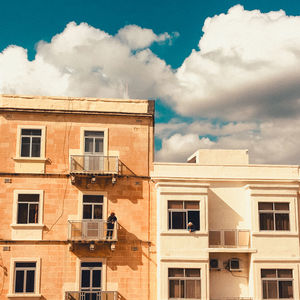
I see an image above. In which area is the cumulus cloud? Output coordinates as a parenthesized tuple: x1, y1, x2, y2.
(156, 118, 300, 164)
(0, 22, 176, 99)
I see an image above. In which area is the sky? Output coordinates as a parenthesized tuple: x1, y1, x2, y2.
(1, 0, 300, 164)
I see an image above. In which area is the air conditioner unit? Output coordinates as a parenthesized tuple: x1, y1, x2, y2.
(229, 258, 241, 271)
(210, 259, 220, 270)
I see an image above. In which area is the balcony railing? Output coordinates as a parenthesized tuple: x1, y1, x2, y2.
(68, 220, 118, 242)
(65, 291, 117, 300)
(70, 155, 119, 175)
(209, 230, 250, 248)
(211, 298, 253, 300)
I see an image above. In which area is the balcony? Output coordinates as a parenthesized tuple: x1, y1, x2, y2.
(65, 291, 117, 300)
(209, 230, 250, 248)
(70, 155, 119, 175)
(211, 298, 253, 300)
(68, 220, 118, 242)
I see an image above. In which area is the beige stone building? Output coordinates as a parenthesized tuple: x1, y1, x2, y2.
(152, 149, 300, 300)
(0, 94, 156, 300)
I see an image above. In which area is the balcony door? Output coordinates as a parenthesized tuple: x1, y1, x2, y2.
(84, 131, 104, 171)
(82, 195, 104, 239)
(80, 262, 102, 300)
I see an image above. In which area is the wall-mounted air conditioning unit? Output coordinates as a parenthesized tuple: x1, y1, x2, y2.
(210, 259, 220, 270)
(228, 258, 241, 272)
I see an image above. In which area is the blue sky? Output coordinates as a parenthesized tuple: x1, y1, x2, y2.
(1, 0, 300, 164)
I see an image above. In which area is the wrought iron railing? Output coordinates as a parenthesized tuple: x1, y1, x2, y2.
(209, 229, 250, 248)
(70, 155, 119, 174)
(68, 220, 118, 242)
(210, 298, 253, 300)
(65, 291, 117, 300)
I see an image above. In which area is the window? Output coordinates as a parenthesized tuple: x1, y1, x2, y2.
(83, 195, 103, 220)
(84, 131, 104, 155)
(168, 201, 200, 230)
(261, 269, 293, 299)
(14, 262, 36, 293)
(17, 194, 39, 224)
(20, 129, 42, 158)
(169, 268, 201, 299)
(259, 202, 290, 231)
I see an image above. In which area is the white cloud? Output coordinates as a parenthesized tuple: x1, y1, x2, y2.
(156, 118, 300, 164)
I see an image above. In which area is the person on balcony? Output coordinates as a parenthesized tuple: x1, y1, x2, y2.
(187, 222, 196, 233)
(106, 212, 117, 239)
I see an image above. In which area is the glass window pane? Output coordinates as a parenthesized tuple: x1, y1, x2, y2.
(93, 205, 103, 219)
(275, 214, 290, 230)
(18, 194, 39, 202)
(92, 270, 101, 288)
(261, 269, 276, 278)
(95, 138, 103, 153)
(259, 202, 273, 210)
(31, 137, 41, 157)
(266, 280, 278, 298)
(275, 203, 289, 211)
(279, 281, 293, 298)
(168, 201, 183, 209)
(81, 270, 90, 288)
(83, 195, 103, 203)
(84, 131, 104, 137)
(21, 137, 30, 157)
(278, 269, 293, 278)
(259, 213, 274, 230)
(188, 211, 200, 230)
(185, 201, 199, 209)
(83, 205, 92, 219)
(17, 203, 28, 224)
(15, 270, 24, 292)
(186, 280, 201, 298)
(21, 129, 41, 136)
(16, 262, 36, 268)
(29, 203, 39, 223)
(171, 212, 186, 229)
(84, 138, 93, 153)
(185, 269, 200, 277)
(26, 270, 35, 292)
(81, 262, 102, 268)
(169, 280, 180, 298)
(168, 268, 184, 277)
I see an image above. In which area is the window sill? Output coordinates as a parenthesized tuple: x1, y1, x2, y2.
(252, 231, 298, 237)
(7, 294, 42, 298)
(13, 157, 47, 162)
(11, 224, 44, 230)
(161, 231, 208, 236)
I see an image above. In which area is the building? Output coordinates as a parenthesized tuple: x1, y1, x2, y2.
(152, 149, 300, 300)
(0, 94, 156, 300)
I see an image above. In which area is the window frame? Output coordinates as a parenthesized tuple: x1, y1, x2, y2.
(80, 127, 108, 156)
(168, 200, 200, 231)
(261, 268, 294, 299)
(8, 258, 41, 297)
(82, 195, 104, 220)
(12, 190, 44, 228)
(258, 202, 290, 232)
(168, 268, 201, 299)
(16, 125, 46, 160)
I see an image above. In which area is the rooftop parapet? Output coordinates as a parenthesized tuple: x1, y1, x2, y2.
(0, 94, 154, 116)
(187, 149, 249, 165)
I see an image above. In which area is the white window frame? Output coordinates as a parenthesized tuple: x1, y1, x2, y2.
(168, 200, 200, 231)
(15, 125, 46, 160)
(82, 194, 104, 220)
(8, 257, 41, 297)
(11, 190, 44, 229)
(80, 127, 108, 156)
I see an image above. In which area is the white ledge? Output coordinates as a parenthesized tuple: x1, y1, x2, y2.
(208, 248, 257, 253)
(252, 231, 298, 237)
(11, 224, 44, 230)
(160, 231, 208, 236)
(13, 157, 47, 162)
(7, 294, 42, 298)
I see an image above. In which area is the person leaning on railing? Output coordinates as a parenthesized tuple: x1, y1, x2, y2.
(106, 212, 117, 239)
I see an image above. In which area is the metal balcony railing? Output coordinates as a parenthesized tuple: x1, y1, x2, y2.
(68, 220, 118, 242)
(70, 155, 119, 175)
(209, 229, 250, 248)
(65, 291, 117, 300)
